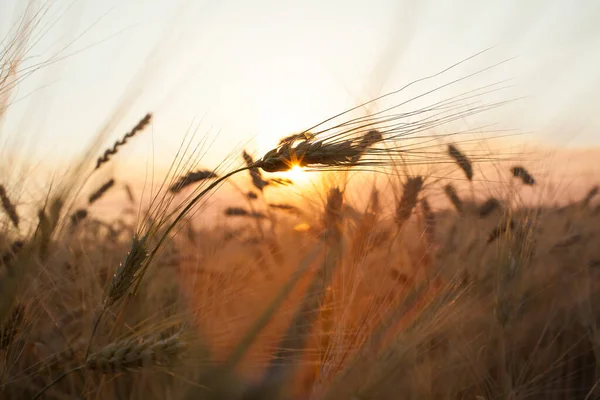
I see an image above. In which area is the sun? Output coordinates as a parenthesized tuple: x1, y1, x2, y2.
(277, 163, 310, 184)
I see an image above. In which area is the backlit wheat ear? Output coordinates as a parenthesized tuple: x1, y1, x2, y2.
(323, 187, 344, 236)
(0, 303, 24, 349)
(511, 165, 535, 185)
(268, 203, 298, 213)
(169, 170, 218, 193)
(267, 177, 294, 186)
(447, 144, 473, 181)
(86, 332, 185, 373)
(443, 184, 463, 213)
(0, 185, 19, 228)
(1, 240, 23, 267)
(487, 218, 515, 244)
(420, 198, 436, 244)
(106, 234, 148, 306)
(479, 197, 501, 218)
(243, 150, 269, 191)
(256, 139, 365, 172)
(395, 176, 423, 229)
(351, 129, 383, 163)
(225, 207, 266, 219)
(247, 191, 258, 200)
(70, 209, 88, 227)
(95, 113, 152, 170)
(89, 179, 115, 204)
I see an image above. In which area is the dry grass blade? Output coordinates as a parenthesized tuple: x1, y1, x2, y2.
(0, 185, 19, 228)
(86, 331, 186, 373)
(511, 165, 535, 185)
(395, 176, 423, 229)
(95, 113, 152, 169)
(169, 170, 218, 193)
(447, 143, 473, 181)
(106, 234, 149, 306)
(443, 183, 463, 212)
(89, 179, 116, 204)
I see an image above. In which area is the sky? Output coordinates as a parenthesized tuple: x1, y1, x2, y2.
(1, 0, 600, 179)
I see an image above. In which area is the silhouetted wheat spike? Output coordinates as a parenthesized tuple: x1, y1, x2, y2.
(1, 241, 23, 267)
(70, 209, 88, 227)
(421, 198, 436, 244)
(247, 191, 258, 200)
(0, 303, 24, 349)
(511, 166, 535, 185)
(487, 219, 515, 244)
(444, 184, 463, 212)
(267, 177, 293, 186)
(582, 185, 599, 206)
(351, 129, 383, 163)
(0, 185, 19, 228)
(243, 150, 269, 191)
(395, 176, 423, 229)
(225, 207, 266, 219)
(89, 179, 115, 204)
(169, 170, 218, 193)
(257, 139, 366, 172)
(123, 184, 135, 204)
(447, 144, 473, 181)
(269, 203, 298, 212)
(479, 197, 500, 218)
(95, 113, 152, 169)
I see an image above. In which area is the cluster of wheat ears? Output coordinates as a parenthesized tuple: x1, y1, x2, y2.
(2, 11, 600, 400)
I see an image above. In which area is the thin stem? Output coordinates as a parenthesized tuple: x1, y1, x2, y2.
(111, 167, 250, 336)
(84, 306, 106, 360)
(32, 366, 84, 400)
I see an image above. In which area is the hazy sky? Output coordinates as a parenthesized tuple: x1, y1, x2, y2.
(2, 0, 600, 174)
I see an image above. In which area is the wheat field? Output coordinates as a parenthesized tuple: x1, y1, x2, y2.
(2, 4, 600, 400)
